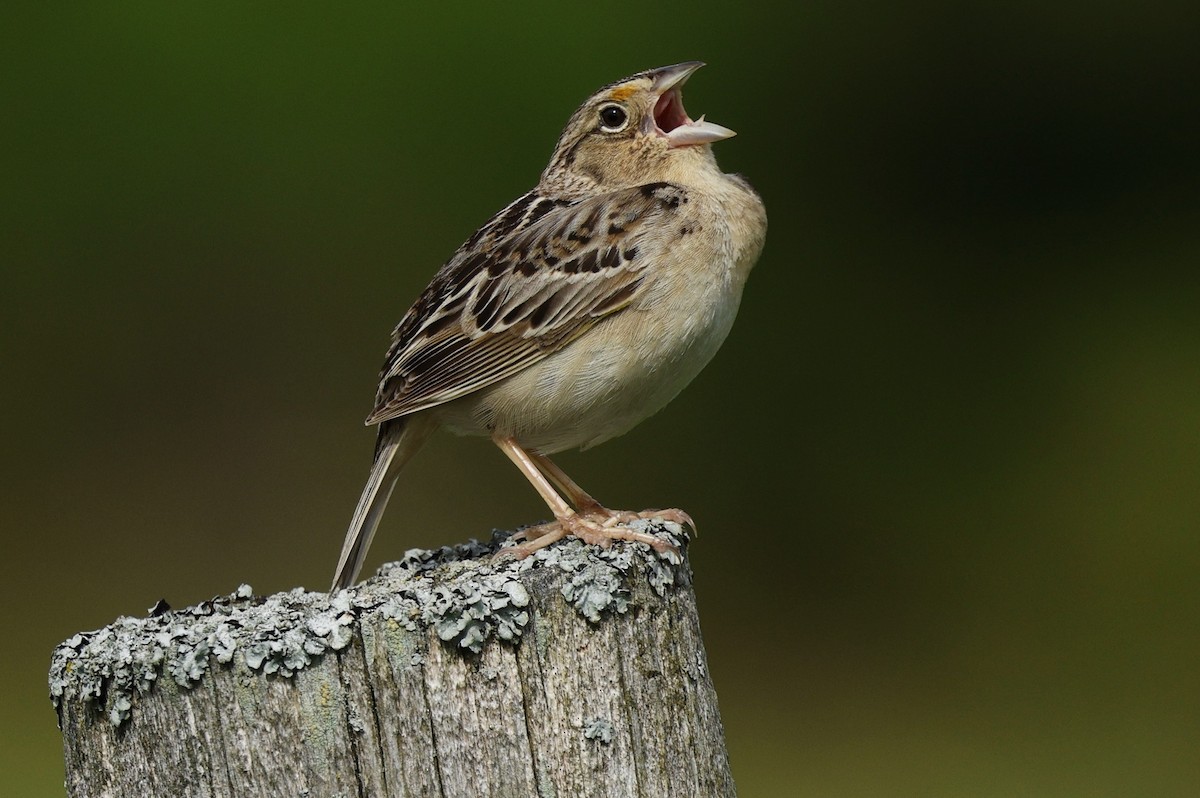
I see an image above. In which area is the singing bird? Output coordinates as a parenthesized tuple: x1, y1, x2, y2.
(332, 62, 766, 590)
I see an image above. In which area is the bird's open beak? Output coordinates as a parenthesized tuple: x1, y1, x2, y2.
(648, 62, 736, 148)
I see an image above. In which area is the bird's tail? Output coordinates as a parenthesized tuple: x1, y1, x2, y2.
(330, 416, 434, 591)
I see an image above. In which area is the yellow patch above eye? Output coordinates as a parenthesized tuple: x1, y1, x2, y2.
(608, 86, 636, 101)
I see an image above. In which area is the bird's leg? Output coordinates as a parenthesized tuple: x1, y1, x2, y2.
(492, 435, 679, 557)
(525, 450, 606, 516)
(492, 437, 575, 550)
(528, 449, 697, 534)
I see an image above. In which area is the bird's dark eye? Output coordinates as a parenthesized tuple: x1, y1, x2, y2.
(598, 104, 628, 132)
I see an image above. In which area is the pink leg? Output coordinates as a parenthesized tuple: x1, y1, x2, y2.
(492, 435, 680, 557)
(527, 450, 696, 533)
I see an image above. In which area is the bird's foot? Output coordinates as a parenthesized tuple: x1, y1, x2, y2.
(498, 509, 687, 560)
(586, 507, 696, 536)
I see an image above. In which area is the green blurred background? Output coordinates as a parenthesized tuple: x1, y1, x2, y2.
(4, 3, 1198, 795)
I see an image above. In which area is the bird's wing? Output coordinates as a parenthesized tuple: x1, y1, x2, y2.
(366, 182, 690, 424)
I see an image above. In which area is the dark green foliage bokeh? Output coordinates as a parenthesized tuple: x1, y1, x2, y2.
(4, 3, 1198, 795)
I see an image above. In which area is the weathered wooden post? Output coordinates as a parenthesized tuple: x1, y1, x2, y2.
(50, 522, 736, 797)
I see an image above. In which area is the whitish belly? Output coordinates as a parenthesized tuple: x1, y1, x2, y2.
(434, 283, 742, 453)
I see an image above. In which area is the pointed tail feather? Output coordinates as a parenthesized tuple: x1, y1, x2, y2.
(331, 417, 433, 591)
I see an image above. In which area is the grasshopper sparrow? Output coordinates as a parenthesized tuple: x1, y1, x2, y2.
(332, 62, 766, 590)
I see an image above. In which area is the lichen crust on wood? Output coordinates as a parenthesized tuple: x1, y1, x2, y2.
(49, 521, 687, 728)
(52, 519, 737, 798)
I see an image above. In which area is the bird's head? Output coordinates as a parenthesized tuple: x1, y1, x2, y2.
(541, 62, 735, 195)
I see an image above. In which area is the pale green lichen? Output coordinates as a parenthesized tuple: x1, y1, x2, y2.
(49, 583, 358, 725)
(583, 717, 615, 744)
(50, 522, 689, 727)
(422, 574, 531, 654)
(551, 520, 687, 623)
(561, 562, 631, 623)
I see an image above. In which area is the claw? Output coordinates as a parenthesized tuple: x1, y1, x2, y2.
(645, 508, 696, 535)
(594, 508, 696, 537)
